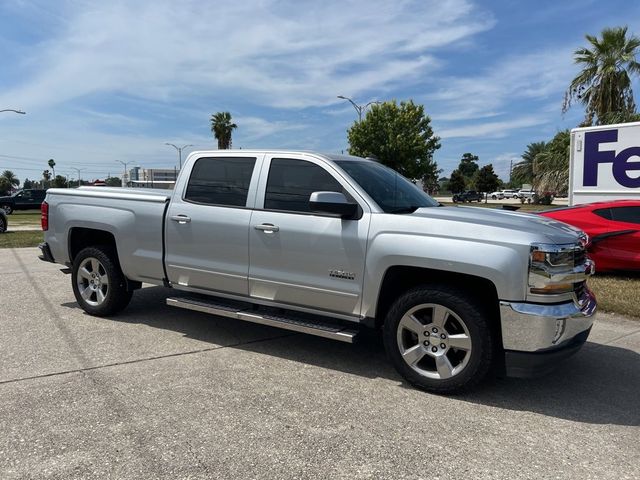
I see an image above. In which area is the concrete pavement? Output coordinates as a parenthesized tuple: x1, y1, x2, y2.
(0, 248, 638, 479)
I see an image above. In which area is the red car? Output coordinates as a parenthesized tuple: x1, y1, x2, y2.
(539, 200, 640, 272)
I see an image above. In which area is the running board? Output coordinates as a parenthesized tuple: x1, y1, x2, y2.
(166, 296, 359, 343)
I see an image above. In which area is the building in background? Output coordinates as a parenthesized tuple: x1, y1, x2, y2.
(128, 167, 178, 189)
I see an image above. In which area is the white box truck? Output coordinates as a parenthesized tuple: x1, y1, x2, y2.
(569, 121, 640, 205)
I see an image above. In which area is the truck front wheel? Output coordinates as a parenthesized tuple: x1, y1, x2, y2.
(72, 246, 132, 316)
(383, 286, 493, 394)
(1, 204, 12, 215)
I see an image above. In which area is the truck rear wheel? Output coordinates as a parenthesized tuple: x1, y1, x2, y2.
(72, 246, 132, 316)
(383, 286, 493, 394)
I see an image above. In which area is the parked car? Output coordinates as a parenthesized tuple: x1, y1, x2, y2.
(501, 189, 519, 199)
(540, 200, 640, 272)
(518, 189, 537, 204)
(452, 190, 483, 202)
(488, 191, 504, 200)
(0, 208, 6, 233)
(39, 150, 596, 393)
(0, 189, 47, 214)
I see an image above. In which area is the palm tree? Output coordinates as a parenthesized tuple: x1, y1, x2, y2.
(0, 170, 20, 195)
(533, 131, 571, 194)
(48, 159, 56, 178)
(1, 170, 20, 189)
(210, 111, 237, 149)
(511, 141, 546, 187)
(563, 26, 640, 126)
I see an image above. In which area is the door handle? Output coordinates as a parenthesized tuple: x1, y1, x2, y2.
(254, 223, 279, 233)
(170, 214, 191, 224)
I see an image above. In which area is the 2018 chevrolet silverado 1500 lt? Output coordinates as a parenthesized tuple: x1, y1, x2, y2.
(39, 151, 597, 393)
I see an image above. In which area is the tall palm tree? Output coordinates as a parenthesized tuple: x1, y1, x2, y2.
(210, 111, 237, 149)
(563, 26, 640, 126)
(511, 141, 546, 187)
(48, 159, 56, 178)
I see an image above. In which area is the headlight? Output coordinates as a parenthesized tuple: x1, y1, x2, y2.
(528, 243, 591, 296)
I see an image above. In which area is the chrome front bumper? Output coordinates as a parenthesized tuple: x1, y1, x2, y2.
(500, 287, 597, 352)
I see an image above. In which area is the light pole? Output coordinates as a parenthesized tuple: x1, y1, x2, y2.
(0, 109, 26, 114)
(165, 143, 193, 170)
(116, 160, 133, 187)
(337, 96, 380, 122)
(71, 168, 85, 187)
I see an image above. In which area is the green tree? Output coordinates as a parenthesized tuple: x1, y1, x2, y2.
(347, 100, 441, 179)
(210, 111, 237, 149)
(51, 175, 68, 188)
(448, 169, 466, 193)
(474, 164, 500, 203)
(512, 141, 547, 187)
(457, 153, 479, 178)
(23, 178, 34, 189)
(105, 176, 122, 187)
(1, 171, 20, 194)
(563, 26, 640, 125)
(48, 159, 56, 178)
(533, 130, 571, 194)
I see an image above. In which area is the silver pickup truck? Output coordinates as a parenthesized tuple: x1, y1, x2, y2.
(39, 150, 596, 393)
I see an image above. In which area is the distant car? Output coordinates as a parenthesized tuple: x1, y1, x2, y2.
(539, 200, 640, 272)
(489, 191, 504, 200)
(452, 190, 483, 202)
(501, 189, 519, 199)
(518, 189, 537, 203)
(0, 189, 47, 214)
(0, 208, 6, 233)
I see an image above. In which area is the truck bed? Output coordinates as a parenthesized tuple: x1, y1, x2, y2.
(44, 187, 171, 285)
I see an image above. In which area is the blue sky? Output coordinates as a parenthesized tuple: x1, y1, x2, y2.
(1, 0, 640, 185)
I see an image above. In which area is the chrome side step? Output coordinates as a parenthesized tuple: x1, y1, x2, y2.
(166, 296, 359, 343)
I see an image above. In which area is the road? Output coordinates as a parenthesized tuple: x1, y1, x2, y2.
(0, 248, 638, 479)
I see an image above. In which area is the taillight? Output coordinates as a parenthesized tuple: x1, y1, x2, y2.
(41, 201, 49, 231)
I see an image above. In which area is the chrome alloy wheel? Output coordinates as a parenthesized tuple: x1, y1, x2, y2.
(396, 303, 472, 380)
(76, 257, 110, 307)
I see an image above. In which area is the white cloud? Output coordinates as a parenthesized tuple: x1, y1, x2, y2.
(0, 0, 494, 110)
(427, 49, 575, 122)
(438, 115, 547, 139)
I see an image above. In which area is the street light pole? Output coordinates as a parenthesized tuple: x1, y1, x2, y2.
(0, 109, 26, 115)
(337, 95, 380, 122)
(165, 143, 193, 170)
(116, 160, 132, 188)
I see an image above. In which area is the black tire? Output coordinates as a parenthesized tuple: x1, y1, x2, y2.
(71, 245, 132, 316)
(1, 204, 13, 215)
(383, 285, 493, 394)
(0, 215, 6, 233)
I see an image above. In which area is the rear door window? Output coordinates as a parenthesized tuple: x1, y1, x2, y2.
(185, 157, 256, 207)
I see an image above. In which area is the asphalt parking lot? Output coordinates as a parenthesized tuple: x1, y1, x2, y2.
(1, 248, 639, 479)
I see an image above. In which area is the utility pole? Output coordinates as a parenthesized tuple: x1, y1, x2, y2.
(165, 143, 193, 170)
(116, 160, 132, 187)
(71, 168, 85, 187)
(337, 95, 380, 122)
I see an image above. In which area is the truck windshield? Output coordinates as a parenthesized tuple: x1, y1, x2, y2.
(336, 160, 439, 213)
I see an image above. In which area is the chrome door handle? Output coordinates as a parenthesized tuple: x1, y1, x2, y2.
(170, 215, 191, 224)
(254, 223, 279, 233)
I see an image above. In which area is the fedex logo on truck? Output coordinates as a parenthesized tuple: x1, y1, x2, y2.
(584, 129, 640, 188)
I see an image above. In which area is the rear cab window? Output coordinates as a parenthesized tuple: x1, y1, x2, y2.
(184, 157, 256, 207)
